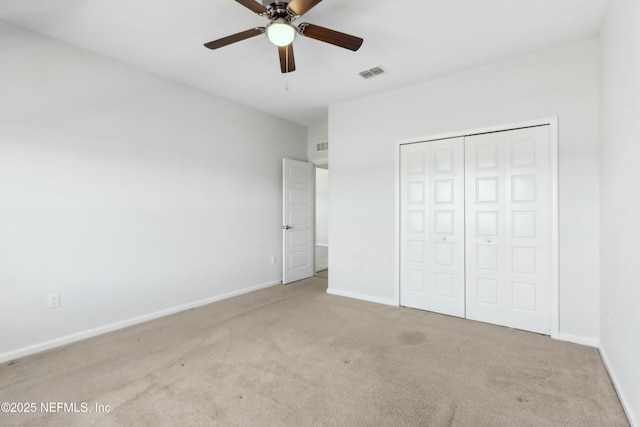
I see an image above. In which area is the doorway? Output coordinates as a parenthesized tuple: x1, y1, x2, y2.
(315, 165, 329, 277)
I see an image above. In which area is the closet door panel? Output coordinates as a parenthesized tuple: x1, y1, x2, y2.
(465, 126, 551, 334)
(400, 138, 465, 317)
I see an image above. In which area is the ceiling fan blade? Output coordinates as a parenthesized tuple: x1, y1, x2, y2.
(235, 0, 269, 15)
(287, 0, 323, 16)
(278, 44, 296, 73)
(204, 27, 264, 50)
(298, 23, 363, 51)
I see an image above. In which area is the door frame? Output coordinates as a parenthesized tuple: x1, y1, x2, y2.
(394, 117, 559, 338)
(314, 164, 329, 273)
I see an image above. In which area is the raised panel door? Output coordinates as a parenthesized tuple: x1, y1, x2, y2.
(464, 126, 551, 334)
(400, 138, 465, 317)
(283, 158, 314, 284)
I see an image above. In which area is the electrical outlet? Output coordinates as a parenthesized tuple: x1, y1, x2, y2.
(48, 293, 60, 309)
(271, 255, 277, 264)
(355, 263, 361, 273)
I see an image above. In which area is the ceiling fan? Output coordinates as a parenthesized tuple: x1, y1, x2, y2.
(204, 0, 364, 73)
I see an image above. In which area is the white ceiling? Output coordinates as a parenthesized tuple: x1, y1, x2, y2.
(0, 0, 610, 126)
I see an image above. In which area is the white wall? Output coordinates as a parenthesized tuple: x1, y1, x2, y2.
(307, 122, 329, 165)
(600, 0, 640, 424)
(329, 39, 601, 342)
(0, 23, 306, 361)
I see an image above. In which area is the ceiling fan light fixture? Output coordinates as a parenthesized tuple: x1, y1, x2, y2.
(266, 21, 296, 46)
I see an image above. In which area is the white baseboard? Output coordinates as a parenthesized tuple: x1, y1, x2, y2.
(0, 280, 281, 363)
(600, 347, 637, 427)
(326, 288, 397, 307)
(553, 332, 600, 347)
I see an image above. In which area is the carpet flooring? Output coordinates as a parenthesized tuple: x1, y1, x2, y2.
(0, 276, 628, 426)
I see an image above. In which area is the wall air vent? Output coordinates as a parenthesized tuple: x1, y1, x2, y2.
(359, 66, 385, 79)
(316, 142, 328, 152)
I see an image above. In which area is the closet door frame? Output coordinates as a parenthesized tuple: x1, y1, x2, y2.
(394, 117, 559, 338)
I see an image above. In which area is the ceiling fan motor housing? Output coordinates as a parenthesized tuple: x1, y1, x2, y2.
(262, 0, 291, 6)
(263, 1, 294, 19)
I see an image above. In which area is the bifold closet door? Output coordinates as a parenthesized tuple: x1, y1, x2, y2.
(400, 138, 465, 317)
(464, 126, 551, 334)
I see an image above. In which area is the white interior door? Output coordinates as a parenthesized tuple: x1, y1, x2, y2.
(464, 126, 551, 334)
(400, 138, 466, 317)
(282, 158, 314, 284)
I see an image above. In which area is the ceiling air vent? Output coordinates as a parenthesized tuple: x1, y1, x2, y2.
(316, 142, 328, 152)
(359, 66, 385, 79)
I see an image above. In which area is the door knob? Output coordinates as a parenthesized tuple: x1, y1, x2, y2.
(283, 225, 294, 230)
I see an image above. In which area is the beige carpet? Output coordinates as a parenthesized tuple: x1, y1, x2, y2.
(0, 277, 628, 426)
(314, 269, 328, 279)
